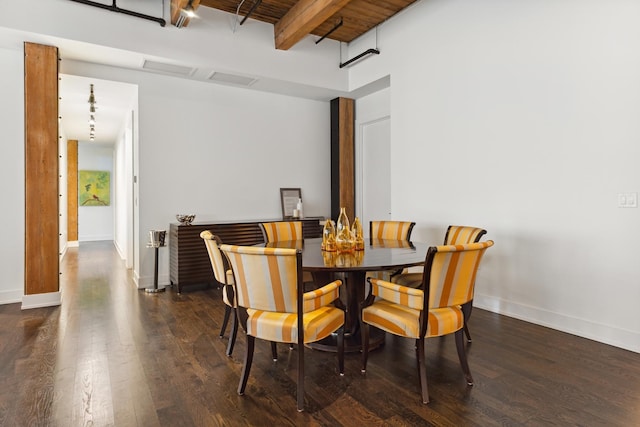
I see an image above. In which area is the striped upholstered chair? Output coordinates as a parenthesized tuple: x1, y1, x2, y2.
(219, 244, 345, 412)
(259, 221, 303, 242)
(361, 240, 494, 404)
(369, 220, 415, 241)
(260, 221, 314, 285)
(367, 220, 415, 281)
(200, 231, 238, 356)
(392, 225, 487, 342)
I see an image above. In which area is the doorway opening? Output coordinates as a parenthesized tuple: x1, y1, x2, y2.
(58, 74, 139, 276)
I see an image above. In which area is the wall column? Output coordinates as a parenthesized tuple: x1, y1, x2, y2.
(23, 42, 60, 308)
(330, 97, 355, 220)
(67, 140, 78, 243)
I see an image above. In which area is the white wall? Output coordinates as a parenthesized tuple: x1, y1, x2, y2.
(113, 111, 134, 266)
(78, 143, 115, 241)
(349, 0, 640, 352)
(62, 60, 332, 289)
(0, 47, 24, 304)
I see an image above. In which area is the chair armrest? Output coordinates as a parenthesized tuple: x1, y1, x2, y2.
(303, 280, 342, 312)
(369, 278, 423, 310)
(225, 269, 234, 285)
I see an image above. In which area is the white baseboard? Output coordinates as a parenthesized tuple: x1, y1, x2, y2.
(79, 235, 114, 242)
(22, 291, 62, 309)
(67, 241, 79, 247)
(114, 240, 126, 260)
(137, 273, 170, 290)
(474, 293, 639, 354)
(0, 289, 23, 305)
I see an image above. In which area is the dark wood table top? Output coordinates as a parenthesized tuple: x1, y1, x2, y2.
(262, 237, 430, 273)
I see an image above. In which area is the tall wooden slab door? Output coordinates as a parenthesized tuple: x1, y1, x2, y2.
(24, 42, 60, 296)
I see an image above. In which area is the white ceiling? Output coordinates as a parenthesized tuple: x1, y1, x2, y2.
(0, 2, 384, 147)
(59, 74, 137, 145)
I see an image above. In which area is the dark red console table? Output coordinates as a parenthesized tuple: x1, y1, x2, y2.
(169, 218, 324, 293)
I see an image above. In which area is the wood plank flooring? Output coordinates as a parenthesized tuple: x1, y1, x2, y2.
(1, 241, 639, 426)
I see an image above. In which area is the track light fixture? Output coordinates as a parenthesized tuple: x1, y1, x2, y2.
(183, 3, 196, 18)
(88, 84, 97, 141)
(176, 0, 197, 28)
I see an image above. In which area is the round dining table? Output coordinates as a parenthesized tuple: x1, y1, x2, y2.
(261, 237, 431, 352)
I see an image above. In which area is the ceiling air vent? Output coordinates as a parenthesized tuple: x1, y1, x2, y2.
(142, 60, 195, 76)
(208, 72, 257, 87)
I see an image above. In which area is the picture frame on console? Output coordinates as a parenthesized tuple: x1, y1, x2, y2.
(280, 187, 301, 219)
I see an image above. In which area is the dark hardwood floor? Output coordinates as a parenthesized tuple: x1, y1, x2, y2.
(1, 241, 639, 426)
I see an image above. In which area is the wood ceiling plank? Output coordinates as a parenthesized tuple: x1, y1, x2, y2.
(274, 0, 355, 50)
(198, 0, 417, 44)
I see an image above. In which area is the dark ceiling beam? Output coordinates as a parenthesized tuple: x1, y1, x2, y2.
(69, 0, 166, 26)
(274, 0, 354, 50)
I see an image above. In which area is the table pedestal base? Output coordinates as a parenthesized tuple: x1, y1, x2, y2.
(308, 327, 385, 353)
(308, 270, 387, 352)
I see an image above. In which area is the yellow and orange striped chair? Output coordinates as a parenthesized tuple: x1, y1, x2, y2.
(200, 231, 238, 356)
(361, 240, 494, 404)
(367, 220, 415, 281)
(259, 221, 302, 242)
(260, 221, 314, 286)
(219, 244, 345, 412)
(392, 225, 487, 342)
(369, 220, 415, 241)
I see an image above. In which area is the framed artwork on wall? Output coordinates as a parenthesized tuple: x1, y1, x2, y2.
(280, 188, 301, 219)
(79, 170, 111, 206)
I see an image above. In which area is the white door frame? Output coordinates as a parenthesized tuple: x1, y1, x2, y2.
(355, 115, 392, 233)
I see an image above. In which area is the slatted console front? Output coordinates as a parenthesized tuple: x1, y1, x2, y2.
(169, 218, 324, 293)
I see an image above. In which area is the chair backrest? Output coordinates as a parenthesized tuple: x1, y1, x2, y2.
(444, 225, 487, 245)
(259, 221, 303, 243)
(370, 221, 415, 241)
(200, 230, 227, 284)
(219, 244, 302, 314)
(422, 241, 494, 312)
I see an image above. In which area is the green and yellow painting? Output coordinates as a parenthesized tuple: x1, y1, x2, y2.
(79, 170, 110, 206)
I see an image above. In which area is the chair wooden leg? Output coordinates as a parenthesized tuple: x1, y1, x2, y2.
(337, 326, 345, 376)
(463, 324, 472, 343)
(462, 301, 473, 343)
(297, 337, 305, 412)
(417, 337, 429, 404)
(361, 323, 370, 373)
(220, 304, 231, 338)
(238, 335, 255, 395)
(271, 342, 278, 361)
(226, 308, 238, 357)
(455, 329, 474, 385)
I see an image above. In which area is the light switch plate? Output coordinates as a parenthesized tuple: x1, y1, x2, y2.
(618, 192, 638, 208)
